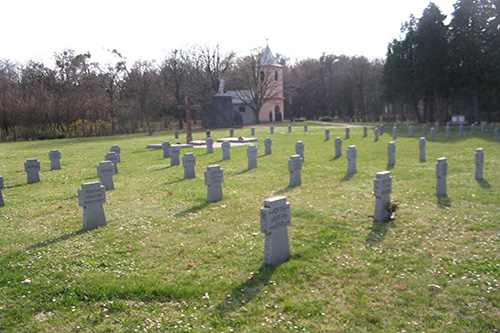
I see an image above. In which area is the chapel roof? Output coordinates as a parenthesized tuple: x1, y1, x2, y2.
(260, 45, 278, 66)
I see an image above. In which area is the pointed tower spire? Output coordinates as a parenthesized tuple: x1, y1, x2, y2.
(260, 44, 278, 66)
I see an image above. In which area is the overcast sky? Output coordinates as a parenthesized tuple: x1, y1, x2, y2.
(1, 0, 458, 66)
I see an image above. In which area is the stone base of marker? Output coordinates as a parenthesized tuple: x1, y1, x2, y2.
(0, 176, 4, 207)
(25, 159, 41, 184)
(288, 155, 302, 187)
(205, 165, 224, 203)
(78, 182, 107, 230)
(49, 149, 62, 170)
(183, 153, 196, 179)
(260, 196, 291, 266)
(436, 157, 448, 196)
(373, 171, 392, 222)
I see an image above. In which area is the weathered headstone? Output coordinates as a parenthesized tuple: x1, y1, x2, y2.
(388, 142, 396, 166)
(230, 128, 234, 137)
(435, 123, 440, 133)
(268, 126, 273, 134)
(392, 125, 397, 140)
(174, 130, 179, 139)
(363, 126, 367, 138)
(247, 145, 258, 170)
(162, 141, 171, 158)
(110, 145, 121, 163)
(304, 124, 308, 132)
(419, 137, 426, 161)
(170, 146, 180, 166)
(206, 129, 211, 138)
(494, 127, 499, 141)
(24, 159, 41, 184)
(475, 148, 484, 181)
(206, 137, 214, 154)
(251, 127, 255, 136)
(345, 128, 350, 139)
(78, 181, 107, 230)
(334, 137, 342, 158)
(0, 176, 4, 207)
(347, 145, 357, 175)
(204, 165, 224, 203)
(49, 149, 61, 170)
(222, 141, 231, 160)
(97, 161, 115, 190)
(481, 123, 486, 133)
(423, 124, 428, 135)
(295, 141, 305, 161)
(183, 153, 196, 179)
(105, 152, 119, 173)
(260, 196, 291, 266)
(380, 125, 384, 135)
(436, 157, 448, 196)
(325, 129, 330, 141)
(471, 123, 475, 135)
(431, 127, 436, 141)
(459, 124, 464, 137)
(409, 125, 414, 137)
(374, 127, 379, 142)
(446, 124, 450, 139)
(288, 125, 292, 133)
(264, 137, 272, 155)
(373, 171, 392, 222)
(288, 155, 302, 187)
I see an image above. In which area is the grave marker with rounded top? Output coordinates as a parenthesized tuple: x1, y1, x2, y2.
(347, 145, 358, 175)
(409, 125, 414, 137)
(105, 152, 119, 173)
(110, 145, 121, 162)
(388, 142, 396, 166)
(494, 127, 499, 141)
(374, 127, 379, 142)
(0, 176, 4, 207)
(325, 129, 330, 141)
(260, 196, 291, 266)
(204, 165, 224, 203)
(288, 125, 292, 132)
(247, 145, 258, 170)
(459, 124, 464, 137)
(288, 155, 302, 187)
(419, 137, 426, 161)
(363, 126, 367, 137)
(475, 148, 484, 180)
(295, 141, 305, 161)
(78, 181, 107, 230)
(222, 141, 231, 160)
(162, 141, 171, 158)
(431, 127, 436, 141)
(206, 137, 214, 154)
(446, 124, 450, 138)
(373, 171, 392, 222)
(251, 127, 255, 136)
(49, 149, 61, 170)
(230, 128, 234, 137)
(175, 130, 179, 139)
(264, 137, 272, 155)
(334, 137, 342, 158)
(345, 128, 350, 139)
(392, 125, 397, 140)
(270, 126, 274, 134)
(24, 159, 41, 184)
(97, 161, 115, 190)
(436, 157, 448, 196)
(471, 123, 475, 135)
(380, 124, 384, 135)
(170, 146, 180, 166)
(183, 153, 196, 179)
(304, 124, 308, 132)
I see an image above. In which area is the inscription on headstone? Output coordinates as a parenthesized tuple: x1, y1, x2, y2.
(78, 181, 107, 230)
(436, 157, 448, 196)
(295, 141, 305, 161)
(204, 165, 224, 203)
(419, 137, 426, 162)
(475, 148, 484, 181)
(264, 137, 272, 155)
(388, 142, 396, 166)
(97, 161, 115, 190)
(334, 137, 342, 158)
(247, 145, 258, 170)
(288, 155, 302, 187)
(222, 141, 231, 160)
(105, 152, 119, 173)
(170, 146, 180, 166)
(260, 196, 291, 266)
(347, 145, 358, 175)
(24, 159, 41, 184)
(373, 171, 392, 222)
(183, 153, 196, 179)
(49, 149, 61, 170)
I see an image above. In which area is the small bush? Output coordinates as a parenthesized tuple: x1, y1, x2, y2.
(293, 117, 305, 122)
(319, 116, 333, 122)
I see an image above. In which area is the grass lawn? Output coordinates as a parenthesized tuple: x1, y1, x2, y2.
(0, 123, 499, 332)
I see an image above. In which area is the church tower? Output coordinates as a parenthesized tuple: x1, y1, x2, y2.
(258, 45, 284, 122)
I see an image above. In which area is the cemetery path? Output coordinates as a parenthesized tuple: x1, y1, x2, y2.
(308, 121, 368, 127)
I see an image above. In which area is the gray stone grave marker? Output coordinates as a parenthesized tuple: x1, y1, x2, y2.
(251, 127, 255, 136)
(206, 137, 214, 154)
(230, 128, 234, 137)
(110, 145, 121, 162)
(288, 155, 302, 187)
(347, 145, 357, 175)
(423, 124, 428, 135)
(183, 153, 196, 179)
(222, 141, 231, 160)
(459, 124, 464, 137)
(162, 141, 171, 158)
(446, 124, 450, 138)
(380, 124, 384, 135)
(436, 157, 448, 196)
(264, 137, 272, 155)
(345, 128, 350, 139)
(260, 196, 291, 266)
(494, 127, 499, 141)
(270, 126, 274, 134)
(0, 176, 4, 207)
(431, 127, 436, 141)
(97, 161, 115, 190)
(409, 125, 414, 137)
(247, 145, 258, 170)
(325, 129, 330, 141)
(363, 126, 367, 137)
(24, 159, 41, 184)
(304, 124, 308, 132)
(49, 149, 61, 170)
(392, 125, 397, 140)
(373, 171, 392, 222)
(288, 125, 292, 132)
(481, 123, 485, 133)
(334, 137, 342, 158)
(175, 130, 179, 139)
(295, 141, 305, 161)
(374, 127, 379, 142)
(475, 148, 484, 181)
(388, 142, 396, 166)
(105, 152, 119, 173)
(471, 123, 475, 135)
(78, 181, 107, 230)
(204, 165, 224, 203)
(170, 146, 180, 166)
(206, 129, 211, 138)
(419, 137, 426, 161)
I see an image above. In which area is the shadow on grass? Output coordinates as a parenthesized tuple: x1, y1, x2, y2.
(275, 185, 298, 194)
(365, 221, 396, 246)
(24, 229, 90, 252)
(164, 178, 185, 185)
(386, 164, 395, 170)
(153, 165, 177, 171)
(329, 156, 341, 161)
(437, 195, 452, 208)
(215, 264, 278, 315)
(340, 173, 354, 182)
(231, 168, 253, 176)
(5, 183, 24, 189)
(476, 179, 491, 189)
(175, 202, 209, 218)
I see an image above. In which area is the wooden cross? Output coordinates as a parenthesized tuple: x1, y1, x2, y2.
(177, 96, 201, 144)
